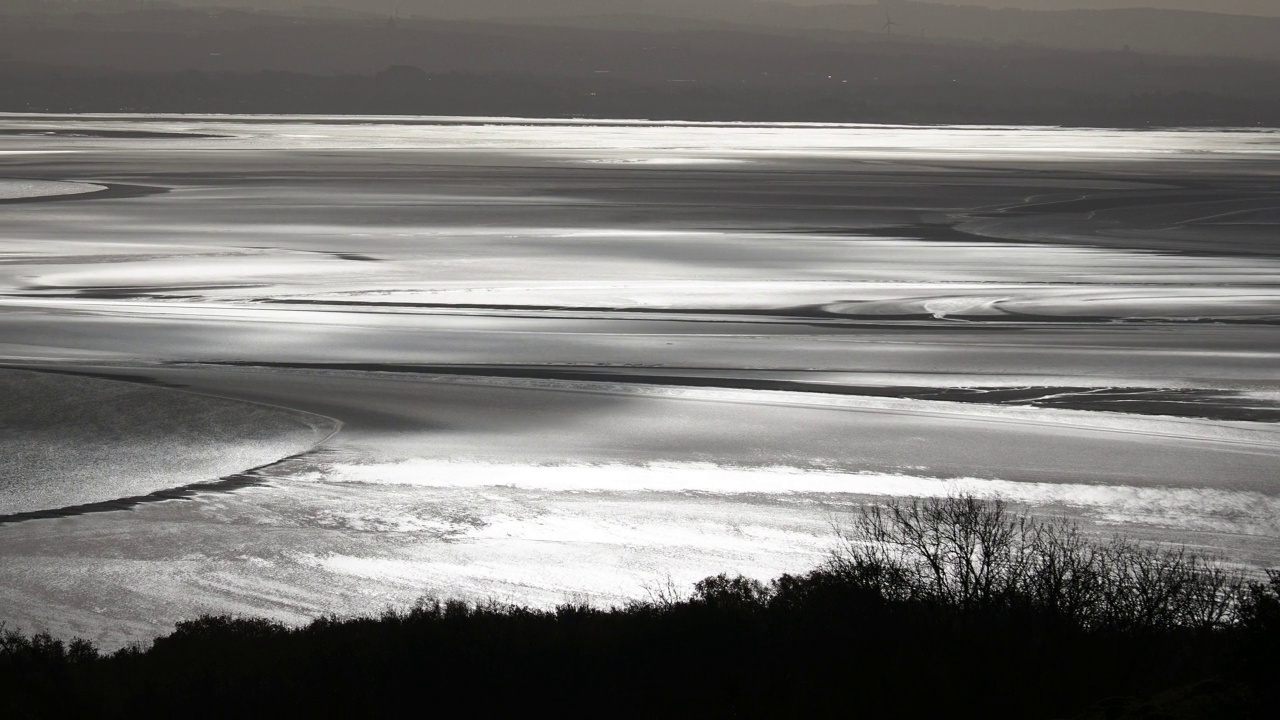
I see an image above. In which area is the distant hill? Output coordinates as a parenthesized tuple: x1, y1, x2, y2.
(470, 0, 1280, 61)
(3, 7, 1278, 126)
(8, 2, 1280, 61)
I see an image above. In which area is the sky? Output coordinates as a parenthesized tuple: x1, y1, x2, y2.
(377, 0, 1280, 19)
(432, 1, 1280, 17)
(150, 1, 1280, 19)
(924, 0, 1280, 14)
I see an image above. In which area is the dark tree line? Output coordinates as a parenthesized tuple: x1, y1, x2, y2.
(3, 495, 1278, 718)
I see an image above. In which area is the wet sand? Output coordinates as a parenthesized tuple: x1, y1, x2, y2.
(0, 178, 106, 201)
(0, 115, 1277, 646)
(0, 368, 339, 517)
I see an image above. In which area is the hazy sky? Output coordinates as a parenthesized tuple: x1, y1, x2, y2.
(776, 0, 1277, 15)
(919, 0, 1280, 14)
(386, 0, 1280, 18)
(173, 1, 1280, 19)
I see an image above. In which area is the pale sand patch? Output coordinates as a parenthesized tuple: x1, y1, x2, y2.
(0, 178, 103, 200)
(0, 369, 339, 516)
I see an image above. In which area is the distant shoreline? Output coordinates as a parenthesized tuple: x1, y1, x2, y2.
(3, 111, 1278, 132)
(5, 51, 1280, 128)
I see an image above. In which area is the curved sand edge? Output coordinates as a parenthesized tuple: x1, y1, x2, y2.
(0, 178, 106, 201)
(0, 368, 341, 517)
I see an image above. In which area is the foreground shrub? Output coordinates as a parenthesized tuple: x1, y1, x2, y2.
(829, 495, 1250, 631)
(1, 495, 1275, 719)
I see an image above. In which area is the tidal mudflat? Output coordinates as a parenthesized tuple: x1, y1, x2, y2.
(1, 115, 1277, 646)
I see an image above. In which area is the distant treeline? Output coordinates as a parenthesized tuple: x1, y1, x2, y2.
(4, 64, 1280, 127)
(3, 496, 1278, 718)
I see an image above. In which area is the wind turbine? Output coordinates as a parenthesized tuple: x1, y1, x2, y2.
(882, 11, 901, 36)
